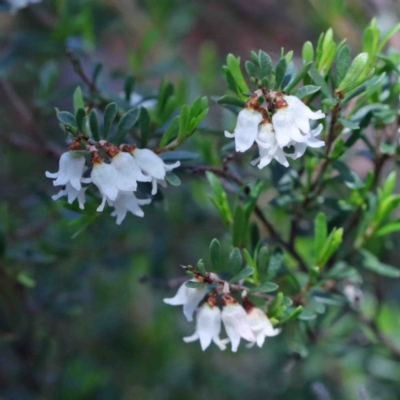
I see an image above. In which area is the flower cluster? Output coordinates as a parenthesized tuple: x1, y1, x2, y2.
(225, 91, 325, 168)
(163, 277, 279, 352)
(46, 140, 180, 224)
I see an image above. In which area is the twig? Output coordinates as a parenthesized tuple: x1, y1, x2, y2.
(65, 50, 98, 94)
(180, 265, 274, 300)
(184, 165, 308, 272)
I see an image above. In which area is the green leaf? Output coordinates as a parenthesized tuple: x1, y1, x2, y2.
(374, 221, 400, 237)
(298, 308, 317, 321)
(16, 272, 36, 288)
(285, 62, 312, 92)
(206, 172, 232, 226)
(314, 212, 327, 261)
(75, 107, 87, 133)
(338, 118, 359, 130)
(230, 266, 254, 283)
(338, 53, 369, 93)
(360, 249, 400, 278)
(308, 66, 331, 98)
(243, 180, 264, 221)
(257, 246, 269, 275)
(115, 108, 140, 144)
(248, 282, 278, 293)
(377, 22, 400, 52)
(302, 41, 314, 63)
(268, 247, 283, 279)
(165, 172, 181, 186)
(258, 50, 273, 81)
(229, 247, 243, 272)
(73, 86, 84, 114)
(185, 281, 207, 289)
(292, 85, 321, 99)
(160, 116, 180, 147)
(232, 205, 246, 247)
(245, 61, 256, 77)
(178, 105, 190, 141)
(89, 109, 100, 141)
(102, 102, 118, 139)
(196, 259, 206, 276)
(124, 75, 135, 101)
(274, 58, 287, 90)
(268, 292, 284, 317)
(331, 138, 345, 159)
(226, 54, 249, 96)
(318, 228, 343, 267)
(322, 97, 338, 107)
(209, 238, 221, 269)
(217, 95, 246, 108)
(138, 107, 151, 148)
(317, 28, 337, 76)
(57, 111, 77, 127)
(335, 45, 350, 86)
(381, 171, 397, 198)
(278, 305, 303, 324)
(362, 19, 379, 57)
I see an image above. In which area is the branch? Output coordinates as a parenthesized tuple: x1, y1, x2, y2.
(180, 265, 274, 300)
(65, 50, 98, 94)
(184, 165, 308, 272)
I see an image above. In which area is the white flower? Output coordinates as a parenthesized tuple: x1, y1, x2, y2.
(110, 192, 152, 225)
(272, 95, 325, 147)
(51, 182, 89, 210)
(91, 159, 120, 212)
(7, 0, 40, 12)
(225, 108, 263, 152)
(163, 279, 207, 322)
(183, 300, 227, 351)
(285, 124, 324, 159)
(253, 122, 289, 168)
(246, 307, 280, 348)
(131, 148, 180, 195)
(221, 295, 255, 352)
(45, 151, 86, 191)
(110, 151, 151, 192)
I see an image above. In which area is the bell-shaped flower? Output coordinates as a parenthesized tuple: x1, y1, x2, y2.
(51, 181, 89, 210)
(104, 144, 151, 192)
(225, 108, 263, 152)
(221, 294, 255, 352)
(163, 278, 207, 322)
(131, 148, 180, 195)
(183, 296, 227, 351)
(272, 95, 325, 148)
(45, 151, 86, 191)
(246, 307, 280, 348)
(253, 122, 289, 168)
(286, 124, 324, 160)
(110, 192, 152, 225)
(90, 151, 121, 212)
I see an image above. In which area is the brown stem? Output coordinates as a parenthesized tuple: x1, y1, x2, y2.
(180, 265, 274, 300)
(65, 50, 98, 94)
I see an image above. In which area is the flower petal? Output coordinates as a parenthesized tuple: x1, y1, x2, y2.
(231, 109, 263, 152)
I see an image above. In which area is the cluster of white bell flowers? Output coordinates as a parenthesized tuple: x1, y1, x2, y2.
(225, 90, 325, 168)
(163, 277, 280, 352)
(46, 141, 180, 224)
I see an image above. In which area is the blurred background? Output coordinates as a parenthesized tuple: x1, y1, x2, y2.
(1, 1, 400, 399)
